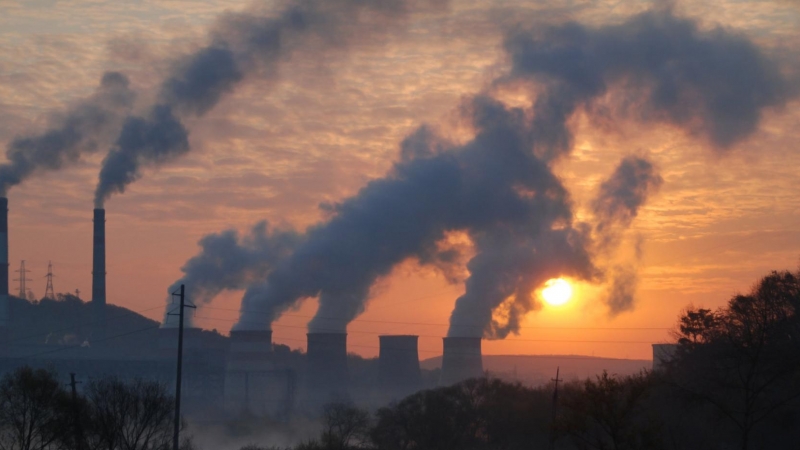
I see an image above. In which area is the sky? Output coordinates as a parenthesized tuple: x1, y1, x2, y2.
(0, 0, 798, 360)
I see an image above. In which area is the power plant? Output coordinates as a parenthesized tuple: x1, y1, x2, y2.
(224, 330, 294, 417)
(440, 336, 484, 385)
(378, 335, 421, 394)
(0, 203, 487, 420)
(306, 332, 349, 397)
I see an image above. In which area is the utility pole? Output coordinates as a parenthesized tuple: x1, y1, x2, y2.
(168, 284, 194, 450)
(13, 260, 31, 299)
(44, 261, 55, 299)
(69, 373, 83, 450)
(549, 366, 562, 450)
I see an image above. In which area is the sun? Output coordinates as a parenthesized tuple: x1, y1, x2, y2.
(541, 278, 573, 306)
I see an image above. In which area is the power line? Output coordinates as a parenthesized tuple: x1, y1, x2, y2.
(200, 306, 672, 330)
(193, 315, 660, 345)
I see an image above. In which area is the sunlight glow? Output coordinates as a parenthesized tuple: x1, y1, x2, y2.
(541, 278, 573, 306)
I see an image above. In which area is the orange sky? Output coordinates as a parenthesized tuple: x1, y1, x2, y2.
(0, 0, 798, 360)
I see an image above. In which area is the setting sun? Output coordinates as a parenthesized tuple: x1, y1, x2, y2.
(541, 278, 573, 306)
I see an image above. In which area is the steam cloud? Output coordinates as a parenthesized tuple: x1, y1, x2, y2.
(94, 0, 447, 207)
(226, 8, 791, 338)
(164, 221, 302, 328)
(592, 158, 661, 315)
(0, 72, 135, 196)
(234, 95, 594, 333)
(505, 9, 791, 152)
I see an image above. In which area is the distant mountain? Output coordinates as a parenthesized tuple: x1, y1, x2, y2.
(421, 354, 652, 386)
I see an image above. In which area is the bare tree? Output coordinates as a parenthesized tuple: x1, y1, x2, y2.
(557, 371, 662, 450)
(320, 402, 370, 450)
(83, 377, 175, 450)
(0, 367, 71, 450)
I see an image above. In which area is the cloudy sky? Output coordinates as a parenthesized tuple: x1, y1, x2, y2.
(1, 0, 798, 360)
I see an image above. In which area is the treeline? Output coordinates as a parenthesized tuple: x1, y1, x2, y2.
(242, 269, 800, 450)
(0, 367, 194, 450)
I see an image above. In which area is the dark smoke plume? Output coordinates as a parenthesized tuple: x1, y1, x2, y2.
(593, 156, 662, 253)
(504, 8, 792, 151)
(228, 8, 791, 338)
(95, 0, 447, 207)
(450, 8, 791, 337)
(0, 72, 135, 195)
(164, 221, 302, 328)
(605, 264, 639, 316)
(592, 158, 661, 315)
(235, 95, 596, 333)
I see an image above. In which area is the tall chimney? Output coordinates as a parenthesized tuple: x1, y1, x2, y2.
(91, 208, 106, 306)
(307, 332, 348, 395)
(440, 337, 483, 385)
(378, 335, 421, 393)
(0, 198, 8, 342)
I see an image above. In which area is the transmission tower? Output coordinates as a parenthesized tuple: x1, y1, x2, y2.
(44, 261, 55, 300)
(14, 260, 32, 299)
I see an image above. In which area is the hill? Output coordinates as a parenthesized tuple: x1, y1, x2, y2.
(6, 294, 227, 360)
(422, 354, 652, 386)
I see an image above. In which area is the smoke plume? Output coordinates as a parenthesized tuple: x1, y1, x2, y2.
(223, 8, 791, 338)
(504, 8, 792, 152)
(592, 156, 661, 314)
(0, 72, 135, 195)
(234, 94, 596, 333)
(593, 156, 662, 253)
(94, 0, 447, 207)
(164, 221, 302, 328)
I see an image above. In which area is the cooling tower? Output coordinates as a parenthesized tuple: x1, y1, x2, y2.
(229, 330, 273, 362)
(440, 337, 483, 385)
(91, 208, 106, 306)
(225, 330, 289, 416)
(307, 332, 348, 393)
(378, 335, 421, 392)
(0, 198, 8, 343)
(652, 343, 679, 372)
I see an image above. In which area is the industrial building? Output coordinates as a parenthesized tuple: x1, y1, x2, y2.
(0, 198, 484, 419)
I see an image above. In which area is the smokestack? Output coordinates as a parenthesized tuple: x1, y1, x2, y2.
(0, 198, 8, 342)
(440, 337, 483, 385)
(307, 333, 348, 394)
(91, 208, 106, 306)
(378, 335, 421, 393)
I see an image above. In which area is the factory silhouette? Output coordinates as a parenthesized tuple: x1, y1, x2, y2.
(0, 198, 492, 418)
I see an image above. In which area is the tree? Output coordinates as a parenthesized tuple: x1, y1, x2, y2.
(370, 378, 551, 450)
(370, 383, 481, 450)
(83, 377, 175, 450)
(675, 307, 719, 346)
(0, 367, 71, 450)
(557, 371, 662, 450)
(669, 270, 800, 450)
(319, 402, 370, 450)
